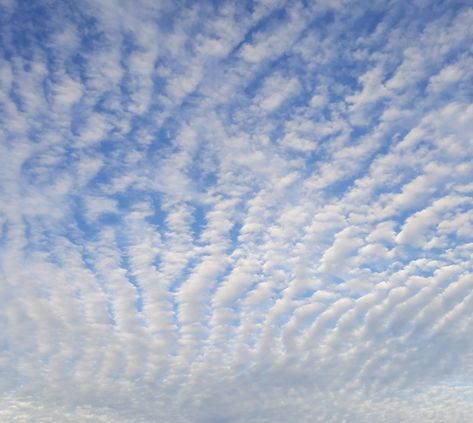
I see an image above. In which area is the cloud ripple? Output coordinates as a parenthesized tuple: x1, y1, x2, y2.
(0, 0, 472, 421)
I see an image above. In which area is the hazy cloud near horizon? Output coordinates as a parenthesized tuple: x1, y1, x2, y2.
(1, 0, 472, 422)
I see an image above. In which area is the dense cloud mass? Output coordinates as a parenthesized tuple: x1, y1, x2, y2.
(1, 0, 472, 421)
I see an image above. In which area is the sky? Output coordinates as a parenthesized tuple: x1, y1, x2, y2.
(0, 0, 472, 421)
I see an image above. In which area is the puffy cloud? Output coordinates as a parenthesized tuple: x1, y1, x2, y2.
(0, 1, 472, 422)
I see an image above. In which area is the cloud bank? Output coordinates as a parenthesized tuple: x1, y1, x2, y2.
(0, 0, 472, 421)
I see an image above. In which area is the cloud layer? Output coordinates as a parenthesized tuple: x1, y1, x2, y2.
(1, 0, 472, 421)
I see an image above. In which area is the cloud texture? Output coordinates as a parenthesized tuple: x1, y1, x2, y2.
(0, 0, 472, 421)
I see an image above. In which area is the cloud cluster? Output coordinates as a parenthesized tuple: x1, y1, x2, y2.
(0, 0, 472, 422)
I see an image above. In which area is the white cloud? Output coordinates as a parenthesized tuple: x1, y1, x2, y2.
(319, 227, 365, 275)
(84, 195, 118, 221)
(53, 76, 83, 107)
(256, 73, 301, 112)
(0, 1, 472, 422)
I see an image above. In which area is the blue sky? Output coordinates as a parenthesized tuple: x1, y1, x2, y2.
(1, 0, 473, 421)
